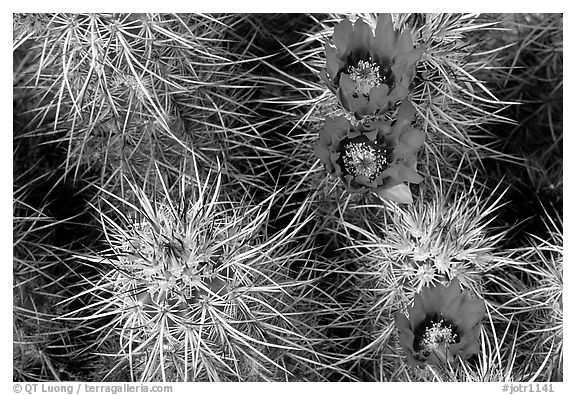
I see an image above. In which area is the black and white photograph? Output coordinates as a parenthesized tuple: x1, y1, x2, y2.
(12, 9, 564, 387)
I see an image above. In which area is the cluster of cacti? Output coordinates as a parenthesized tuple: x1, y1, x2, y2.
(70, 170, 329, 381)
(13, 13, 562, 382)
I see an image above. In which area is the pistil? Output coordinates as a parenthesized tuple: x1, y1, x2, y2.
(342, 139, 388, 181)
(348, 59, 383, 97)
(416, 319, 458, 357)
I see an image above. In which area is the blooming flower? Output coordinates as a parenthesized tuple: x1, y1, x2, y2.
(314, 100, 425, 204)
(323, 14, 424, 119)
(395, 279, 485, 366)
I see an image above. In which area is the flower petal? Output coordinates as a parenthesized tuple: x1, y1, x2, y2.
(445, 278, 463, 302)
(419, 284, 443, 313)
(380, 164, 400, 180)
(427, 344, 455, 365)
(459, 338, 481, 359)
(333, 18, 354, 57)
(399, 127, 426, 150)
(383, 163, 422, 185)
(452, 329, 482, 360)
(396, 30, 414, 54)
(438, 279, 465, 315)
(393, 142, 418, 159)
(350, 18, 373, 60)
(362, 128, 378, 141)
(354, 174, 373, 187)
(394, 46, 425, 71)
(395, 312, 426, 366)
(402, 153, 418, 169)
(338, 65, 376, 117)
(331, 152, 343, 176)
(320, 70, 337, 93)
(405, 351, 427, 367)
(394, 312, 412, 332)
(373, 13, 396, 62)
(319, 116, 350, 147)
(325, 44, 343, 80)
(407, 294, 427, 328)
(314, 144, 333, 173)
(336, 89, 351, 114)
(342, 174, 366, 193)
(450, 298, 486, 332)
(388, 84, 410, 104)
(350, 95, 370, 117)
(347, 128, 362, 140)
(338, 73, 356, 110)
(366, 84, 391, 114)
(397, 100, 415, 122)
(377, 183, 413, 204)
(391, 47, 424, 91)
(374, 120, 393, 137)
(397, 165, 423, 184)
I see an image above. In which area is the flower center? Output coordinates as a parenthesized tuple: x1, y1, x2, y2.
(416, 319, 458, 357)
(342, 138, 388, 181)
(348, 59, 383, 97)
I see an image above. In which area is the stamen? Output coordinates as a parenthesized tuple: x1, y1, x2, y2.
(342, 140, 387, 181)
(348, 59, 383, 96)
(417, 319, 457, 356)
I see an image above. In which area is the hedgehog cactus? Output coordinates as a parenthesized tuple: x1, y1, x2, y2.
(84, 173, 316, 381)
(350, 179, 506, 306)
